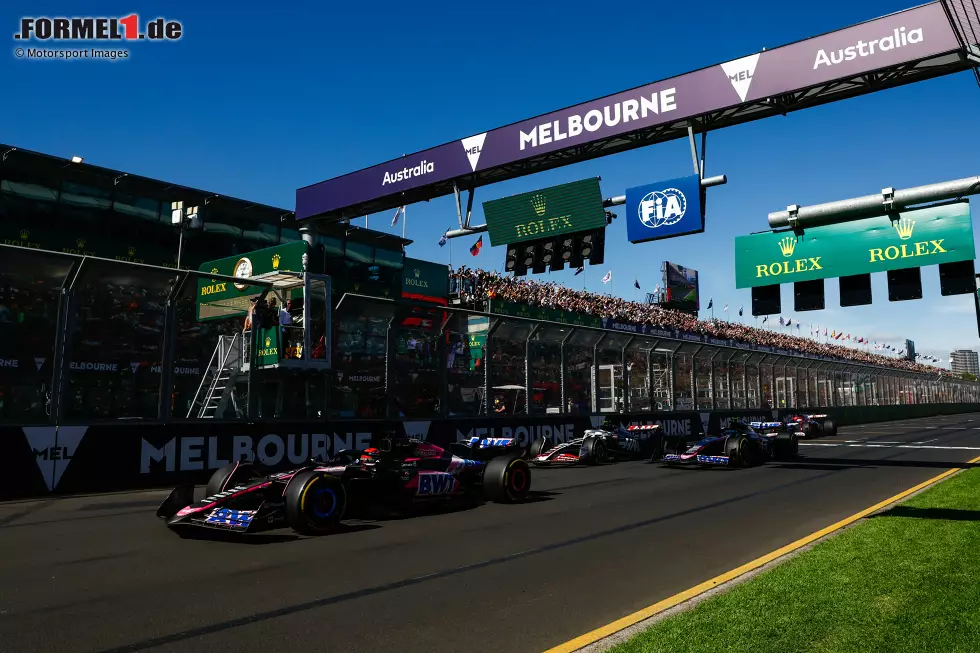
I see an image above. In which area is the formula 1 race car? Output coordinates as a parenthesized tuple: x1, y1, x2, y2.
(450, 434, 550, 461)
(785, 413, 837, 438)
(156, 436, 531, 536)
(531, 422, 662, 466)
(662, 420, 798, 468)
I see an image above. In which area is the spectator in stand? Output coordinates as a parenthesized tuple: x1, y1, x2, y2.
(448, 267, 942, 375)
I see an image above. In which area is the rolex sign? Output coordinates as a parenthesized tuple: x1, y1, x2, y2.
(401, 258, 448, 298)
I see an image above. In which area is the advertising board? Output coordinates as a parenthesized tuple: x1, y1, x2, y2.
(663, 262, 700, 311)
(625, 175, 704, 243)
(295, 3, 961, 222)
(481, 178, 606, 247)
(734, 202, 975, 289)
(197, 241, 307, 320)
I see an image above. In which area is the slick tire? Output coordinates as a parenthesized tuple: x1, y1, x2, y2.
(285, 470, 347, 535)
(772, 433, 798, 460)
(724, 435, 748, 468)
(205, 462, 257, 498)
(581, 436, 606, 465)
(804, 422, 818, 439)
(823, 419, 838, 438)
(649, 437, 665, 462)
(528, 436, 550, 460)
(483, 455, 531, 503)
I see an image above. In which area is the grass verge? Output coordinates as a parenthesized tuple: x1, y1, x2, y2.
(610, 468, 980, 653)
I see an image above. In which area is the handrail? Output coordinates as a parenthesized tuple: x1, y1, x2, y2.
(187, 340, 221, 418)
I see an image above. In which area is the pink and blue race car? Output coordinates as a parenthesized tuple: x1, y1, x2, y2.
(156, 435, 531, 536)
(662, 421, 799, 468)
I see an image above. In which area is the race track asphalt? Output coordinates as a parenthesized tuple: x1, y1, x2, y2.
(2, 412, 980, 653)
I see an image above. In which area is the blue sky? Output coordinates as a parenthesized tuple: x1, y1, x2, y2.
(3, 0, 979, 364)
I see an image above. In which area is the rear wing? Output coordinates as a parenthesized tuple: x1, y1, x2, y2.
(626, 424, 662, 432)
(750, 421, 786, 430)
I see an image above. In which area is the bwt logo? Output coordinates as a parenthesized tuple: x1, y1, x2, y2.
(15, 15, 183, 41)
(638, 188, 687, 229)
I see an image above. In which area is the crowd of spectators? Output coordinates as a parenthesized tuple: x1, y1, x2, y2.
(451, 266, 943, 375)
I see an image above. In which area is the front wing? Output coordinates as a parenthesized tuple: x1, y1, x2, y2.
(532, 441, 584, 466)
(663, 453, 730, 466)
(165, 500, 286, 533)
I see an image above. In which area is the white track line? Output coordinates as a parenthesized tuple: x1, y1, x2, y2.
(799, 443, 980, 451)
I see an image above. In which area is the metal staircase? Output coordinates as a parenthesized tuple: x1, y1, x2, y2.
(187, 334, 243, 419)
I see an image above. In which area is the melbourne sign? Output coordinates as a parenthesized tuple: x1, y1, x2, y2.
(734, 202, 975, 289)
(295, 3, 961, 221)
(481, 178, 606, 247)
(625, 175, 703, 243)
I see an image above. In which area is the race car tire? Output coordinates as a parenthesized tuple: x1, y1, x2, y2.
(772, 433, 798, 460)
(724, 435, 748, 467)
(205, 462, 257, 498)
(580, 436, 606, 465)
(284, 470, 347, 535)
(823, 419, 838, 438)
(483, 455, 531, 503)
(803, 422, 818, 438)
(649, 437, 665, 462)
(528, 436, 550, 460)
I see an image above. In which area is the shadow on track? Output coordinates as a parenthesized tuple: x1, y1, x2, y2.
(90, 471, 851, 653)
(174, 522, 381, 544)
(173, 492, 558, 543)
(772, 457, 980, 471)
(870, 506, 980, 522)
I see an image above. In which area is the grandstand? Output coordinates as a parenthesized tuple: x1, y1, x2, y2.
(0, 238, 974, 428)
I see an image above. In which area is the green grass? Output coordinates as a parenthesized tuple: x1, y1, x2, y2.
(610, 468, 980, 653)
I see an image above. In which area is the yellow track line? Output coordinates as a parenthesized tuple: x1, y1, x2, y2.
(543, 454, 980, 653)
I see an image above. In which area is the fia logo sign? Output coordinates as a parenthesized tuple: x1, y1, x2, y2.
(638, 188, 687, 229)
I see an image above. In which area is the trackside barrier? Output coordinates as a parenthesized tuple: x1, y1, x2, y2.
(2, 403, 977, 500)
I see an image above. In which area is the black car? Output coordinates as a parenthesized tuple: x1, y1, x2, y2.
(156, 435, 531, 536)
(531, 422, 663, 466)
(785, 413, 838, 438)
(662, 421, 798, 468)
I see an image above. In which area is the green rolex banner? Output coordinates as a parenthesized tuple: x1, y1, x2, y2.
(482, 177, 606, 247)
(402, 258, 448, 297)
(734, 202, 975, 289)
(197, 241, 308, 321)
(255, 326, 281, 367)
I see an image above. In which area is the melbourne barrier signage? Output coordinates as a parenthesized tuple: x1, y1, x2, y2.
(625, 175, 704, 243)
(295, 3, 961, 221)
(734, 202, 975, 289)
(481, 178, 606, 247)
(197, 241, 308, 321)
(12, 406, 960, 498)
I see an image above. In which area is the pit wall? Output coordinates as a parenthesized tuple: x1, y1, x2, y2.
(2, 403, 976, 500)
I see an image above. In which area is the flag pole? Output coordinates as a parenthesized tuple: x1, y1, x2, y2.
(402, 206, 406, 240)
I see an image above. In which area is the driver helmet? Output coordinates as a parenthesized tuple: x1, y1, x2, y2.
(359, 447, 380, 462)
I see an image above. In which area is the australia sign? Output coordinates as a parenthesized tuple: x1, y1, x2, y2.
(734, 202, 975, 289)
(295, 3, 963, 222)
